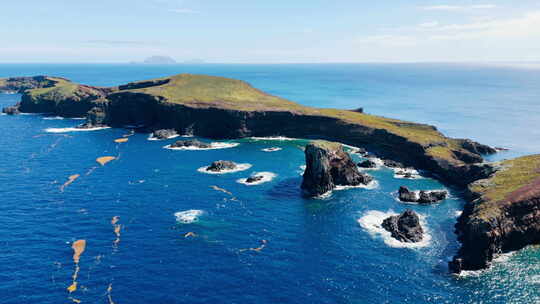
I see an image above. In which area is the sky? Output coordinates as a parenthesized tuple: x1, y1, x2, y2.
(2, 0, 540, 63)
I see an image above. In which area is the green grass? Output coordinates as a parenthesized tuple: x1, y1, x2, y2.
(127, 74, 308, 112)
(310, 140, 342, 151)
(471, 155, 540, 202)
(19, 73, 475, 165)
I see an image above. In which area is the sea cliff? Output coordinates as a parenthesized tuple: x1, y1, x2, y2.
(3, 73, 539, 272)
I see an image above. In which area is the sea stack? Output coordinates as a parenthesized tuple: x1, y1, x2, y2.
(301, 140, 373, 197)
(382, 209, 424, 243)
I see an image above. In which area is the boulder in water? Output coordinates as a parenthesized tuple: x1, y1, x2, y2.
(2, 105, 20, 115)
(152, 129, 178, 140)
(246, 175, 264, 184)
(398, 186, 448, 204)
(171, 139, 211, 149)
(382, 209, 424, 243)
(358, 160, 377, 168)
(207, 160, 237, 172)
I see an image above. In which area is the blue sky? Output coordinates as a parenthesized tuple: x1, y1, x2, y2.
(2, 0, 540, 63)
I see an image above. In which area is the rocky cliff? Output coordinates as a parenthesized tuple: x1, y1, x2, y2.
(449, 154, 540, 273)
(0, 74, 497, 187)
(2, 73, 538, 273)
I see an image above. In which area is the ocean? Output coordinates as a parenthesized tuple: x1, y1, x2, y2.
(0, 63, 539, 304)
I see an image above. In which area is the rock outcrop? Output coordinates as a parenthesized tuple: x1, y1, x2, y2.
(170, 139, 211, 149)
(206, 160, 237, 172)
(382, 209, 424, 243)
(151, 129, 178, 140)
(450, 154, 540, 273)
(301, 141, 373, 197)
(2, 105, 20, 115)
(246, 175, 264, 184)
(398, 186, 448, 204)
(358, 160, 377, 168)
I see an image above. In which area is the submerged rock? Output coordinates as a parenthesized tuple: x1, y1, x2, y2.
(398, 186, 419, 202)
(152, 129, 178, 140)
(398, 186, 448, 204)
(301, 140, 373, 197)
(418, 190, 448, 204)
(383, 159, 404, 168)
(171, 139, 211, 149)
(358, 160, 377, 168)
(207, 160, 237, 172)
(246, 175, 264, 184)
(382, 209, 424, 243)
(2, 105, 20, 115)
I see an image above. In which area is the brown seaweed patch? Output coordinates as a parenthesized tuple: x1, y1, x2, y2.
(60, 174, 80, 192)
(114, 138, 128, 143)
(96, 156, 116, 166)
(67, 240, 86, 294)
(72, 240, 86, 264)
(107, 283, 116, 304)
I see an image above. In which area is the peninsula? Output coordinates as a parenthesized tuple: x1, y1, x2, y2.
(2, 73, 539, 272)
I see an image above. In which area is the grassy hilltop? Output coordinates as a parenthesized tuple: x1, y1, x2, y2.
(1, 73, 493, 166)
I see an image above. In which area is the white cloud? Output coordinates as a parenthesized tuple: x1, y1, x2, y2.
(168, 8, 197, 14)
(419, 21, 439, 28)
(422, 4, 497, 11)
(355, 11, 540, 46)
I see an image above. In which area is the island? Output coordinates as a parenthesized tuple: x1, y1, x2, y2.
(1, 73, 539, 273)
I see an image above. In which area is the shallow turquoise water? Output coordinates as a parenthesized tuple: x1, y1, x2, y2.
(0, 64, 539, 303)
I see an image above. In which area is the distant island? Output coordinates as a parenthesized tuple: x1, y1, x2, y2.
(142, 56, 177, 64)
(1, 73, 539, 274)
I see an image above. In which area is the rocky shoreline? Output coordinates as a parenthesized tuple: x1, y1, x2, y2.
(2, 73, 539, 273)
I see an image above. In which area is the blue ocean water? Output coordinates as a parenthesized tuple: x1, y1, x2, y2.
(0, 64, 539, 304)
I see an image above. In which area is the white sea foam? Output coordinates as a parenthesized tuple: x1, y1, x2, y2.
(261, 147, 282, 152)
(147, 134, 180, 141)
(43, 116, 65, 120)
(197, 163, 252, 174)
(249, 136, 297, 141)
(334, 180, 379, 191)
(454, 210, 463, 217)
(298, 165, 306, 175)
(164, 142, 239, 150)
(392, 167, 422, 179)
(237, 172, 277, 185)
(455, 252, 517, 278)
(45, 126, 111, 133)
(174, 209, 204, 224)
(357, 210, 431, 248)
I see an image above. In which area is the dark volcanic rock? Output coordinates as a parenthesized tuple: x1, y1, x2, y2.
(352, 147, 368, 155)
(398, 186, 448, 204)
(358, 160, 377, 168)
(383, 159, 404, 168)
(152, 129, 178, 140)
(170, 139, 211, 149)
(395, 170, 414, 179)
(382, 209, 424, 243)
(457, 139, 497, 155)
(2, 105, 20, 115)
(246, 175, 264, 183)
(418, 190, 448, 204)
(207, 160, 237, 172)
(301, 141, 373, 197)
(449, 155, 540, 273)
(78, 106, 108, 128)
(398, 186, 418, 202)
